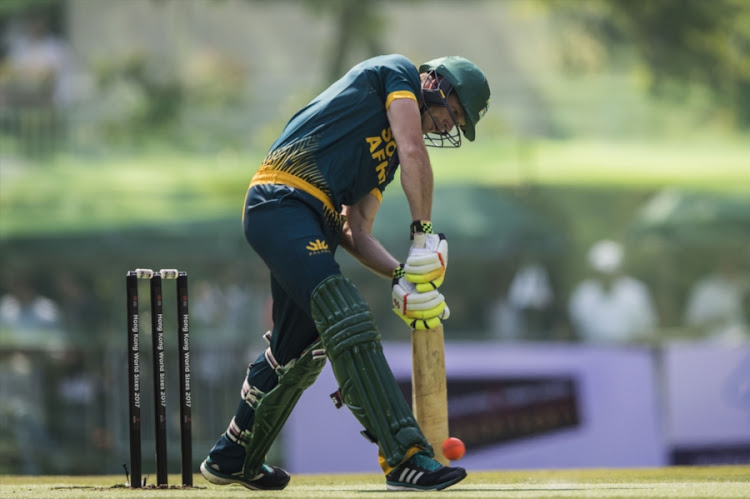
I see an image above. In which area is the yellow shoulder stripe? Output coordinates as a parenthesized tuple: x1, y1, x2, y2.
(385, 90, 417, 110)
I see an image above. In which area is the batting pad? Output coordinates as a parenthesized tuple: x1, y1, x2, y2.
(239, 340, 327, 478)
(311, 274, 433, 467)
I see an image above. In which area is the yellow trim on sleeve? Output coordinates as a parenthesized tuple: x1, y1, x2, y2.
(385, 90, 417, 110)
(369, 188, 383, 203)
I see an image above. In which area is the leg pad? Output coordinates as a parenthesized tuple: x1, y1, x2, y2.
(240, 341, 327, 478)
(311, 274, 431, 467)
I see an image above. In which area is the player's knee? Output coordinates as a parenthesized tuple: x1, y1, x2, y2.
(262, 332, 327, 387)
(310, 275, 381, 359)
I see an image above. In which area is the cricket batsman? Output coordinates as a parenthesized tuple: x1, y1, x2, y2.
(200, 54, 490, 491)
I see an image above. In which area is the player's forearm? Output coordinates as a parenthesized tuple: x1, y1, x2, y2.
(341, 230, 399, 279)
(387, 97, 434, 222)
(399, 145, 434, 222)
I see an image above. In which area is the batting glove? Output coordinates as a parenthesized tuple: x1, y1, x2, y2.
(405, 221, 448, 292)
(392, 265, 450, 330)
(393, 309, 444, 330)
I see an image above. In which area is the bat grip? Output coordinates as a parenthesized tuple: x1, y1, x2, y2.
(413, 232, 426, 249)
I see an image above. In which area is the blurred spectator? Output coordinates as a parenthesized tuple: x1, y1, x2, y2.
(568, 240, 658, 344)
(490, 260, 556, 341)
(0, 12, 76, 158)
(192, 268, 270, 351)
(683, 254, 749, 342)
(0, 352, 47, 473)
(0, 275, 66, 348)
(51, 271, 103, 470)
(0, 14, 74, 108)
(53, 271, 105, 343)
(0, 273, 68, 473)
(487, 265, 523, 341)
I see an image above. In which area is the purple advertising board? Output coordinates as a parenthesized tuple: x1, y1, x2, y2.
(284, 342, 665, 473)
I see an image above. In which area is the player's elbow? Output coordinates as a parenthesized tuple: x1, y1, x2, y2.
(397, 141, 429, 166)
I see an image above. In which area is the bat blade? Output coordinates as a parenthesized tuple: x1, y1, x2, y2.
(411, 323, 450, 465)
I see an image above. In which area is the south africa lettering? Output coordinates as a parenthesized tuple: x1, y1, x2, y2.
(365, 127, 397, 184)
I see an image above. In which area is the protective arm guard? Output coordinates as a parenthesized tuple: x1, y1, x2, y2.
(311, 274, 433, 467)
(239, 339, 327, 479)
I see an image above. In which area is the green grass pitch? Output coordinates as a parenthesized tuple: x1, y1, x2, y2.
(2, 467, 749, 498)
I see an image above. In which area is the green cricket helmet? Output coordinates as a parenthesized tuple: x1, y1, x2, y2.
(419, 56, 491, 143)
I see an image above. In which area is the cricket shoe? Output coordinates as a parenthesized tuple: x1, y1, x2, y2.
(385, 451, 466, 491)
(200, 457, 290, 491)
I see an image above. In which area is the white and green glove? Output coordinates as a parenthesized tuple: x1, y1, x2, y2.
(392, 265, 450, 330)
(404, 220, 449, 292)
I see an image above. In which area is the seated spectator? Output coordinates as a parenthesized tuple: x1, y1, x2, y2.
(568, 240, 658, 344)
(0, 276, 65, 349)
(683, 253, 749, 342)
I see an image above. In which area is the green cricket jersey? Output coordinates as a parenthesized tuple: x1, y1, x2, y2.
(250, 54, 421, 219)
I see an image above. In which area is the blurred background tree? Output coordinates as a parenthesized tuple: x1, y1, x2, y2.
(293, 0, 750, 129)
(303, 0, 385, 82)
(540, 0, 750, 128)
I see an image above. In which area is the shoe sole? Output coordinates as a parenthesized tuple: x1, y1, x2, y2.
(385, 470, 466, 491)
(200, 460, 268, 491)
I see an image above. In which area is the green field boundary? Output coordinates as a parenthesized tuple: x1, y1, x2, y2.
(2, 139, 749, 239)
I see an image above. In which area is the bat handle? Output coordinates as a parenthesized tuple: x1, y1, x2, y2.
(413, 232, 426, 249)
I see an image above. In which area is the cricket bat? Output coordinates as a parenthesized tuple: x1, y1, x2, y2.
(411, 323, 450, 465)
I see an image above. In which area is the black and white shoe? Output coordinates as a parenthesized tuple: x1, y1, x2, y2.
(200, 457, 290, 491)
(385, 451, 466, 491)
